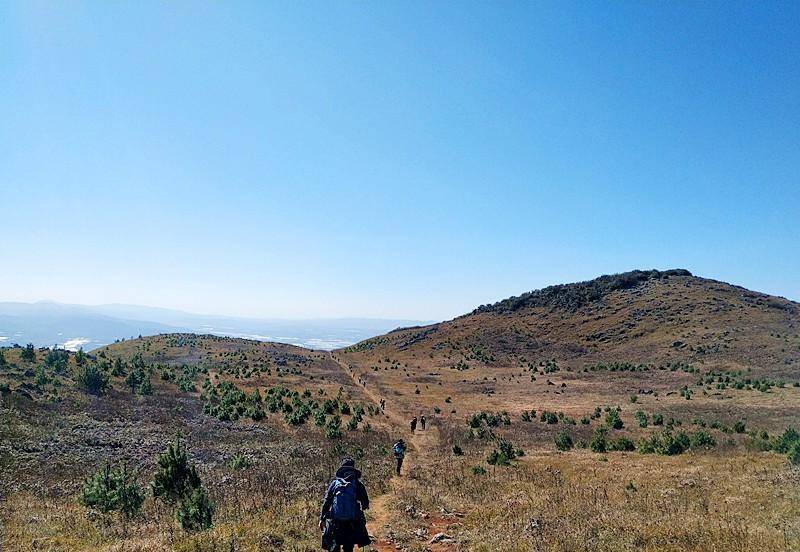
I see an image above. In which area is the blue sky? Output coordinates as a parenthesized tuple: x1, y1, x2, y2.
(1, 1, 798, 320)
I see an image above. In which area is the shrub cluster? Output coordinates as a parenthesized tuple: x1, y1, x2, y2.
(468, 411, 511, 429)
(152, 438, 214, 531)
(487, 439, 523, 466)
(76, 363, 111, 396)
(79, 464, 144, 519)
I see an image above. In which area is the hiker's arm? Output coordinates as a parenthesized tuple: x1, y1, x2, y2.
(320, 481, 334, 521)
(357, 480, 370, 510)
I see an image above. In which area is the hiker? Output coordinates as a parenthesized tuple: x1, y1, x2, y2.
(410, 417, 417, 433)
(393, 439, 407, 476)
(420, 415, 426, 430)
(379, 398, 385, 411)
(319, 458, 371, 552)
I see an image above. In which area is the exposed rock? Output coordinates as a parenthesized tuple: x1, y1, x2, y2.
(429, 532, 455, 544)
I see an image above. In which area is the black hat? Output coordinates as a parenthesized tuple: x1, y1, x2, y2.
(340, 457, 355, 468)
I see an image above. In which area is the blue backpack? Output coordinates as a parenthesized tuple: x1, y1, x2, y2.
(330, 478, 358, 520)
(393, 442, 406, 458)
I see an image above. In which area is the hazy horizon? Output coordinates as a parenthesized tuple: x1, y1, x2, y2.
(0, 300, 433, 351)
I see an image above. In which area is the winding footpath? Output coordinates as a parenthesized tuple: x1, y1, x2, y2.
(327, 352, 453, 551)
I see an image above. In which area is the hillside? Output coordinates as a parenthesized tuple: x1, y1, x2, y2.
(338, 269, 800, 437)
(346, 269, 799, 373)
(2, 270, 800, 551)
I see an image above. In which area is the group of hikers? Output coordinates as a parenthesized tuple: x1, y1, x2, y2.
(410, 414, 426, 432)
(319, 413, 427, 551)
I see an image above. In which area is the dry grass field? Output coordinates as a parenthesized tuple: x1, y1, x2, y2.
(2, 271, 800, 551)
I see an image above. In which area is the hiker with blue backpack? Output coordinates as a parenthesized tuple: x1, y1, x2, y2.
(393, 439, 407, 476)
(319, 458, 371, 552)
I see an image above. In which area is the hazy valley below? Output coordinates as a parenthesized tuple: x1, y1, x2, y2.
(0, 301, 430, 351)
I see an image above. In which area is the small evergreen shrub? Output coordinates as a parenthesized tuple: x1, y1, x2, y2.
(175, 486, 215, 531)
(540, 410, 558, 424)
(774, 428, 800, 454)
(229, 454, 252, 470)
(487, 439, 519, 466)
(609, 437, 636, 452)
(554, 431, 573, 451)
(590, 428, 607, 453)
(605, 408, 623, 430)
(21, 343, 36, 362)
(788, 442, 800, 466)
(79, 463, 144, 519)
(76, 363, 110, 395)
(151, 438, 202, 504)
(689, 429, 716, 449)
(151, 438, 214, 531)
(325, 415, 342, 439)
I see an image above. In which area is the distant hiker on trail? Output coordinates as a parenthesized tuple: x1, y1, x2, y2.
(379, 398, 385, 411)
(393, 439, 407, 476)
(410, 417, 417, 433)
(320, 458, 371, 552)
(420, 415, 426, 430)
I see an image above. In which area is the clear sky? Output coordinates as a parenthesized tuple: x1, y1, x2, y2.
(1, 1, 798, 320)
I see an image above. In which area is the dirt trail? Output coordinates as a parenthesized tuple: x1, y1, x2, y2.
(328, 353, 454, 551)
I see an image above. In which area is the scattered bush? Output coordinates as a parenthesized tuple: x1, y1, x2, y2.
(151, 438, 202, 504)
(609, 437, 636, 452)
(487, 439, 520, 466)
(554, 431, 573, 451)
(229, 454, 252, 470)
(151, 438, 214, 531)
(469, 411, 511, 428)
(606, 408, 623, 430)
(788, 442, 800, 466)
(774, 428, 799, 453)
(638, 430, 692, 455)
(76, 363, 110, 395)
(21, 343, 36, 362)
(325, 415, 342, 439)
(452, 445, 464, 456)
(590, 428, 607, 453)
(689, 430, 716, 449)
(175, 486, 215, 531)
(79, 463, 144, 519)
(45, 348, 70, 373)
(540, 410, 558, 424)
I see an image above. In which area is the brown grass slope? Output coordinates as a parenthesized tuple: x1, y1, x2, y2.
(3, 271, 800, 551)
(332, 270, 800, 551)
(0, 336, 394, 551)
(344, 269, 799, 376)
(337, 269, 800, 440)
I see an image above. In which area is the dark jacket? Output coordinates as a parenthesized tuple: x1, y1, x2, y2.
(320, 465, 370, 522)
(320, 466, 371, 550)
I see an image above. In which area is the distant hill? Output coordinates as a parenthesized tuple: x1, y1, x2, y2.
(343, 269, 800, 378)
(0, 301, 430, 351)
(0, 302, 180, 351)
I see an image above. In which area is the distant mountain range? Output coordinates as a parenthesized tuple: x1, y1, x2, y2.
(0, 301, 431, 351)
